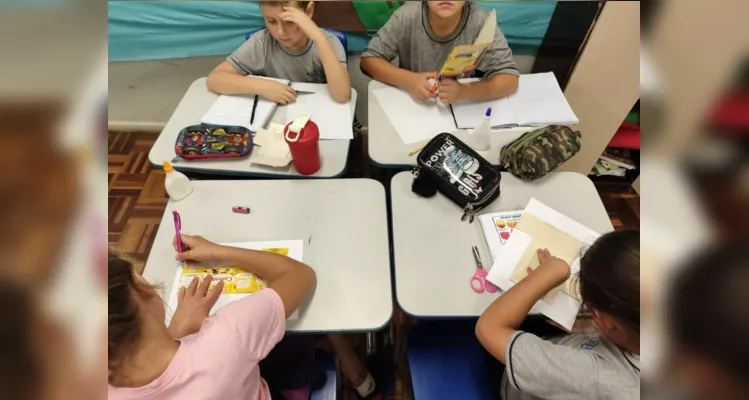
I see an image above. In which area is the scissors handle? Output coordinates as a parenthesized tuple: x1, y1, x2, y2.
(470, 270, 485, 293)
(484, 276, 498, 293)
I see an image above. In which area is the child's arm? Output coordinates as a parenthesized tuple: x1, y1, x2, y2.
(437, 19, 521, 104)
(206, 62, 298, 104)
(475, 249, 570, 364)
(360, 9, 437, 103)
(361, 57, 437, 103)
(279, 7, 351, 103)
(175, 235, 316, 319)
(438, 74, 519, 104)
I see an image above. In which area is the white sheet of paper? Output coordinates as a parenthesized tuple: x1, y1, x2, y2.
(284, 82, 353, 140)
(512, 73, 579, 126)
(372, 86, 457, 145)
(166, 240, 304, 324)
(202, 77, 289, 131)
(485, 199, 601, 331)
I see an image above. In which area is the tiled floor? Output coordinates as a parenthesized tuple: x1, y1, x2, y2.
(108, 131, 640, 399)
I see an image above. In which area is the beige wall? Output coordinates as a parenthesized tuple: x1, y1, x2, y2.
(557, 1, 640, 174)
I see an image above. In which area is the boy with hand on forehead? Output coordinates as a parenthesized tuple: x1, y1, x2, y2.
(207, 0, 351, 104)
(361, 1, 519, 104)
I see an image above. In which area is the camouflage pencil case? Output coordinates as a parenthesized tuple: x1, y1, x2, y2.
(499, 125, 582, 181)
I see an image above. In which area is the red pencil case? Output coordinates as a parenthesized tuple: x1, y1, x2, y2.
(175, 124, 253, 160)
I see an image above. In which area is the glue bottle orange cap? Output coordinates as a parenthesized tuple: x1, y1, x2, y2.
(163, 161, 174, 173)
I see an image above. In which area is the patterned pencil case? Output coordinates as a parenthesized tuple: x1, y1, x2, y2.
(174, 124, 253, 160)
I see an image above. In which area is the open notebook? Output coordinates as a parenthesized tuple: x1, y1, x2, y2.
(373, 72, 579, 145)
(201, 79, 352, 140)
(452, 73, 579, 129)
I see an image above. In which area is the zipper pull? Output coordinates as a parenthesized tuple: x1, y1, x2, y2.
(461, 205, 475, 223)
(411, 166, 420, 177)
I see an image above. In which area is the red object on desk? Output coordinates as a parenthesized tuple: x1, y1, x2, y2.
(284, 118, 321, 176)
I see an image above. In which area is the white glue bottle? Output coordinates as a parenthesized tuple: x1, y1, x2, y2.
(163, 161, 193, 201)
(470, 107, 492, 150)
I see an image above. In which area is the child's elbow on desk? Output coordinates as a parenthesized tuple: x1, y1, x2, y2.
(330, 87, 351, 103)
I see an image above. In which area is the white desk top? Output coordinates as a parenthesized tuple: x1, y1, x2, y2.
(390, 171, 614, 318)
(143, 179, 392, 333)
(148, 78, 357, 178)
(367, 80, 533, 168)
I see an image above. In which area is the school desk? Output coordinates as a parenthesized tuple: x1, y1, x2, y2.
(367, 80, 534, 169)
(390, 171, 614, 318)
(148, 78, 358, 178)
(142, 179, 392, 333)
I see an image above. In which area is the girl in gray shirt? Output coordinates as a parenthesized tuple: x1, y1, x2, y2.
(477, 230, 641, 399)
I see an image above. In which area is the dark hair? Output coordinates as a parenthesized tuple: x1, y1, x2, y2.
(258, 1, 310, 10)
(108, 250, 156, 383)
(669, 244, 749, 382)
(579, 230, 640, 335)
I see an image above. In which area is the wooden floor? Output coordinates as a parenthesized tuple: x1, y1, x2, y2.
(108, 131, 640, 399)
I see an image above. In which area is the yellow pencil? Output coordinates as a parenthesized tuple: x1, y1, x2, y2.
(408, 144, 426, 157)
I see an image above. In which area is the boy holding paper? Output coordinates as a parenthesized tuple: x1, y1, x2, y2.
(360, 1, 519, 104)
(207, 1, 351, 103)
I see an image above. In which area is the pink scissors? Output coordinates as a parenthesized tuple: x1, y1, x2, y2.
(470, 246, 498, 293)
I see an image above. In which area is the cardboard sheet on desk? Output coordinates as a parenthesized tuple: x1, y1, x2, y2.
(252, 123, 292, 167)
(508, 213, 583, 303)
(485, 199, 600, 331)
(166, 240, 304, 324)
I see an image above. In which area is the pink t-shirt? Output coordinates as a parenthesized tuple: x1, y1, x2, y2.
(108, 288, 286, 400)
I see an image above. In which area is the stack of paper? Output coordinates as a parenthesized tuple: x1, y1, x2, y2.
(202, 80, 353, 140)
(452, 72, 579, 129)
(202, 77, 289, 131)
(485, 199, 602, 331)
(166, 240, 304, 322)
(477, 210, 523, 265)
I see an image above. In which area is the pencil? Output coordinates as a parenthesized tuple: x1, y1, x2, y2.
(408, 144, 426, 157)
(250, 95, 259, 124)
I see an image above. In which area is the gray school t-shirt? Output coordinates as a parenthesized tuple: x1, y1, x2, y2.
(503, 331, 641, 399)
(227, 29, 346, 83)
(361, 1, 518, 77)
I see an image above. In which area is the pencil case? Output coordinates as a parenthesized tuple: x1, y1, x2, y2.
(174, 124, 253, 160)
(412, 133, 501, 223)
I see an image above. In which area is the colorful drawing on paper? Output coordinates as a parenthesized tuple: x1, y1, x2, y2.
(492, 213, 522, 245)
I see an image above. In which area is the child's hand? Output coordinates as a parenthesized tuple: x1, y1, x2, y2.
(174, 234, 223, 263)
(527, 248, 571, 285)
(168, 275, 224, 338)
(406, 72, 438, 103)
(437, 79, 464, 104)
(280, 6, 324, 43)
(260, 80, 298, 105)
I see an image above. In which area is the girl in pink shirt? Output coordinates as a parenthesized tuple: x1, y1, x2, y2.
(108, 235, 316, 400)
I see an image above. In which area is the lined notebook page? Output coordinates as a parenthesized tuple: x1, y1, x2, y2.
(201, 77, 289, 131)
(513, 73, 578, 126)
(452, 93, 517, 128)
(450, 72, 578, 129)
(372, 86, 456, 145)
(285, 83, 353, 140)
